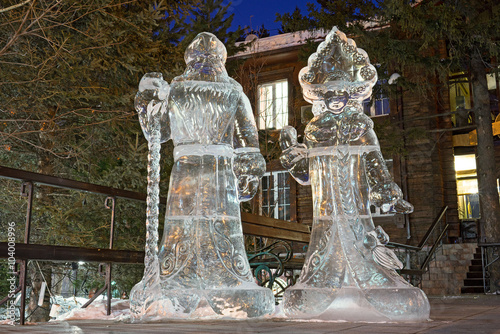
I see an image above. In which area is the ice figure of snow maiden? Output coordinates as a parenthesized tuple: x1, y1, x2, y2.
(130, 32, 274, 321)
(280, 27, 430, 322)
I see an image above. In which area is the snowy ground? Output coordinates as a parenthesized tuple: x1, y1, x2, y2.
(53, 298, 285, 321)
(0, 295, 130, 324)
(51, 296, 285, 321)
(2, 295, 286, 323)
(51, 296, 131, 321)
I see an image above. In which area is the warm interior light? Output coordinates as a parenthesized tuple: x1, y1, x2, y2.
(454, 154, 476, 172)
(456, 179, 478, 195)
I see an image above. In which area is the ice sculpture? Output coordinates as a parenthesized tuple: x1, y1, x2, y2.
(130, 32, 274, 321)
(280, 27, 430, 322)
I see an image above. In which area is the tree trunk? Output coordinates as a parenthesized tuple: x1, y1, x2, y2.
(470, 53, 500, 292)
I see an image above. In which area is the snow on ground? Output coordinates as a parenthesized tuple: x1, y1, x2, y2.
(51, 296, 130, 322)
(50, 296, 285, 321)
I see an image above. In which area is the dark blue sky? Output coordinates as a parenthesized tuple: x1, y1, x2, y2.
(228, 0, 311, 35)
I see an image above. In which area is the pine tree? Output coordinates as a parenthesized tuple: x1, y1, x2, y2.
(0, 0, 195, 321)
(277, 1, 380, 34)
(181, 0, 245, 56)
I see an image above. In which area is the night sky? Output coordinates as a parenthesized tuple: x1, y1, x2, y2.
(228, 0, 311, 35)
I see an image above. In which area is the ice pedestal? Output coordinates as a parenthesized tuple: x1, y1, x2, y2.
(130, 32, 274, 321)
(132, 286, 273, 320)
(280, 27, 430, 322)
(284, 287, 429, 322)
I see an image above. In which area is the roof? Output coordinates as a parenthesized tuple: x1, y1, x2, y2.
(230, 29, 328, 58)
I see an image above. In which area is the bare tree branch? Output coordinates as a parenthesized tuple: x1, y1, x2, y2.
(0, 0, 31, 14)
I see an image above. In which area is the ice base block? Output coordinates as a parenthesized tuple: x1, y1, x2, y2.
(130, 284, 275, 321)
(283, 286, 430, 322)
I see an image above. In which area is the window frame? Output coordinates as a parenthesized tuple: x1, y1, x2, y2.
(259, 170, 291, 221)
(257, 79, 289, 130)
(363, 80, 391, 117)
(251, 161, 297, 223)
(254, 68, 294, 131)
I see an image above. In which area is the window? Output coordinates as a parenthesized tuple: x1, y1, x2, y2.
(454, 154, 500, 220)
(363, 96, 390, 117)
(363, 81, 390, 117)
(449, 73, 473, 127)
(449, 73, 472, 111)
(455, 154, 480, 219)
(260, 171, 290, 221)
(257, 80, 288, 130)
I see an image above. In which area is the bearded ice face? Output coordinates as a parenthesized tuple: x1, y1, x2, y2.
(182, 32, 228, 82)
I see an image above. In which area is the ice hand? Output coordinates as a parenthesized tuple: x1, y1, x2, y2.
(369, 182, 402, 210)
(370, 182, 413, 214)
(280, 126, 310, 185)
(280, 126, 299, 151)
(138, 72, 169, 101)
(135, 73, 170, 143)
(391, 198, 414, 214)
(234, 151, 266, 202)
(237, 174, 260, 202)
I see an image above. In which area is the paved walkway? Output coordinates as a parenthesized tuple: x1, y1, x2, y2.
(1, 295, 499, 333)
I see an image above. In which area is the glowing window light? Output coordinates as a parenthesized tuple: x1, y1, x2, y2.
(454, 154, 476, 172)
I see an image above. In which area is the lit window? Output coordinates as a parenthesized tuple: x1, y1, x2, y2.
(454, 154, 480, 219)
(260, 171, 290, 221)
(363, 96, 390, 117)
(257, 80, 288, 130)
(363, 81, 390, 117)
(454, 154, 476, 171)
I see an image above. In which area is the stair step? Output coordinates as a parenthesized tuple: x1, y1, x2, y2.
(460, 248, 485, 294)
(469, 265, 482, 272)
(464, 278, 484, 286)
(461, 286, 484, 294)
(471, 259, 482, 265)
(467, 272, 483, 279)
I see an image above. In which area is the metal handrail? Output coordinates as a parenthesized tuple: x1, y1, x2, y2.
(0, 165, 167, 204)
(478, 242, 500, 293)
(419, 223, 450, 271)
(388, 207, 449, 280)
(387, 206, 448, 251)
(417, 206, 448, 249)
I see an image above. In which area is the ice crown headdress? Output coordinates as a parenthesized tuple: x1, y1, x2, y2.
(299, 27, 378, 105)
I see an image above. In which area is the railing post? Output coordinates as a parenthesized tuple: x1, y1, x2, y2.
(19, 181, 34, 325)
(105, 197, 116, 250)
(104, 196, 116, 316)
(481, 245, 487, 293)
(105, 264, 112, 316)
(21, 182, 33, 244)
